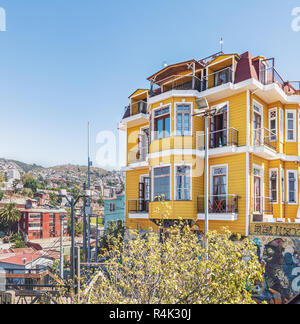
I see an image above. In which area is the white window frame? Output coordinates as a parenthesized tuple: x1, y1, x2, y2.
(279, 108, 284, 143)
(210, 164, 229, 203)
(253, 164, 264, 214)
(151, 164, 172, 202)
(286, 110, 296, 142)
(269, 168, 278, 204)
(151, 104, 172, 141)
(281, 168, 285, 204)
(253, 100, 264, 145)
(286, 170, 298, 205)
(269, 108, 277, 142)
(174, 163, 192, 201)
(174, 102, 193, 136)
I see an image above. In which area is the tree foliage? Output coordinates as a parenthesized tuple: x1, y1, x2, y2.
(73, 223, 263, 305)
(23, 174, 38, 193)
(0, 203, 21, 235)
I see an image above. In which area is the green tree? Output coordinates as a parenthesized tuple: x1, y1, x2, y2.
(10, 233, 26, 248)
(0, 203, 22, 236)
(49, 192, 62, 207)
(23, 175, 38, 193)
(0, 191, 4, 201)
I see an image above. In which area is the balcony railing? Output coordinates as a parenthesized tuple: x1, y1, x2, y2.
(128, 199, 149, 213)
(150, 67, 234, 98)
(201, 67, 234, 91)
(253, 128, 277, 150)
(150, 75, 202, 97)
(260, 67, 300, 96)
(197, 195, 240, 214)
(197, 128, 239, 151)
(253, 197, 273, 222)
(128, 146, 148, 164)
(122, 100, 148, 119)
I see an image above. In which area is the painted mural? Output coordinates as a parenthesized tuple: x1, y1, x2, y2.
(250, 236, 300, 304)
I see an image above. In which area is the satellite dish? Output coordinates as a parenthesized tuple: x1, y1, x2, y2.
(194, 98, 209, 115)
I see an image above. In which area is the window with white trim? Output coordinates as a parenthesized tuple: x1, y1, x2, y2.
(287, 170, 298, 204)
(269, 169, 278, 203)
(176, 166, 191, 201)
(153, 167, 170, 201)
(269, 109, 277, 142)
(153, 107, 170, 140)
(176, 104, 191, 136)
(281, 169, 285, 204)
(286, 110, 296, 142)
(279, 108, 284, 143)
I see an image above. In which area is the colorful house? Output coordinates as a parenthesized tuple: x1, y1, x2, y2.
(104, 194, 125, 230)
(119, 51, 300, 236)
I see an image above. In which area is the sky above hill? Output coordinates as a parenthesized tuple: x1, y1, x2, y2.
(0, 0, 300, 169)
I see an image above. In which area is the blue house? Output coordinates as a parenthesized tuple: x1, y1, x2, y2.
(104, 194, 125, 230)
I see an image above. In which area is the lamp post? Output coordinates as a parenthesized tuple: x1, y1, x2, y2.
(194, 98, 218, 238)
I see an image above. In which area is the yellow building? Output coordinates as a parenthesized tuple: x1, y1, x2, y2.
(119, 51, 300, 236)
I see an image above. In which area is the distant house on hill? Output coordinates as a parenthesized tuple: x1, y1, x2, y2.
(104, 193, 125, 230)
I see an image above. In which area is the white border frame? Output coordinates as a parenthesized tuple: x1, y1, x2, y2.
(174, 163, 193, 201)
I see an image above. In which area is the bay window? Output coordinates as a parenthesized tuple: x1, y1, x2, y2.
(176, 166, 191, 201)
(153, 167, 170, 201)
(154, 107, 170, 140)
(176, 104, 191, 136)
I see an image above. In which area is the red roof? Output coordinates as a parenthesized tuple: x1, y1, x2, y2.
(0, 251, 48, 266)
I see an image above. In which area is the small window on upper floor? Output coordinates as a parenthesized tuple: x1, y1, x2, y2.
(286, 110, 296, 142)
(176, 104, 191, 136)
(153, 107, 170, 140)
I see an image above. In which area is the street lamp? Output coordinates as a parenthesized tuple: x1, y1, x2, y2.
(59, 190, 91, 284)
(194, 98, 219, 237)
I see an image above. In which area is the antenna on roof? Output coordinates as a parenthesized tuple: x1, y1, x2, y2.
(220, 38, 224, 52)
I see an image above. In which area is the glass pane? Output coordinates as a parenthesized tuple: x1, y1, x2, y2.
(177, 114, 182, 135)
(165, 117, 170, 137)
(157, 119, 163, 139)
(184, 113, 190, 134)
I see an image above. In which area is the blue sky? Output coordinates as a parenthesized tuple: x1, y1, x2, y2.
(0, 0, 300, 168)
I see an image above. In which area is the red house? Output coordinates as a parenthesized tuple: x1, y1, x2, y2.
(19, 200, 68, 240)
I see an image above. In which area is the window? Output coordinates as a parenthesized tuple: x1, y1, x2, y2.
(210, 103, 228, 148)
(287, 170, 298, 204)
(286, 110, 296, 142)
(214, 68, 230, 86)
(176, 166, 191, 200)
(281, 169, 285, 204)
(269, 109, 277, 142)
(280, 108, 284, 143)
(154, 107, 170, 140)
(176, 104, 191, 136)
(211, 166, 227, 213)
(153, 167, 170, 201)
(269, 169, 278, 203)
(110, 203, 116, 212)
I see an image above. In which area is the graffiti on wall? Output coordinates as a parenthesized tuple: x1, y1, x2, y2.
(250, 236, 300, 304)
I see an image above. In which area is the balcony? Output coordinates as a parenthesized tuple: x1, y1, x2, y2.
(149, 67, 235, 99)
(253, 128, 277, 159)
(128, 146, 148, 165)
(121, 101, 149, 128)
(252, 197, 273, 222)
(128, 199, 149, 219)
(197, 128, 239, 152)
(260, 66, 300, 96)
(197, 195, 240, 221)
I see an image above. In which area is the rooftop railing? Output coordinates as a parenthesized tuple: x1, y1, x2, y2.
(201, 67, 234, 91)
(197, 195, 240, 214)
(197, 128, 239, 151)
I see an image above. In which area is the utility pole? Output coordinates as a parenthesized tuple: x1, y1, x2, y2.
(70, 198, 75, 282)
(95, 213, 99, 262)
(82, 183, 87, 262)
(87, 122, 92, 264)
(59, 215, 65, 279)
